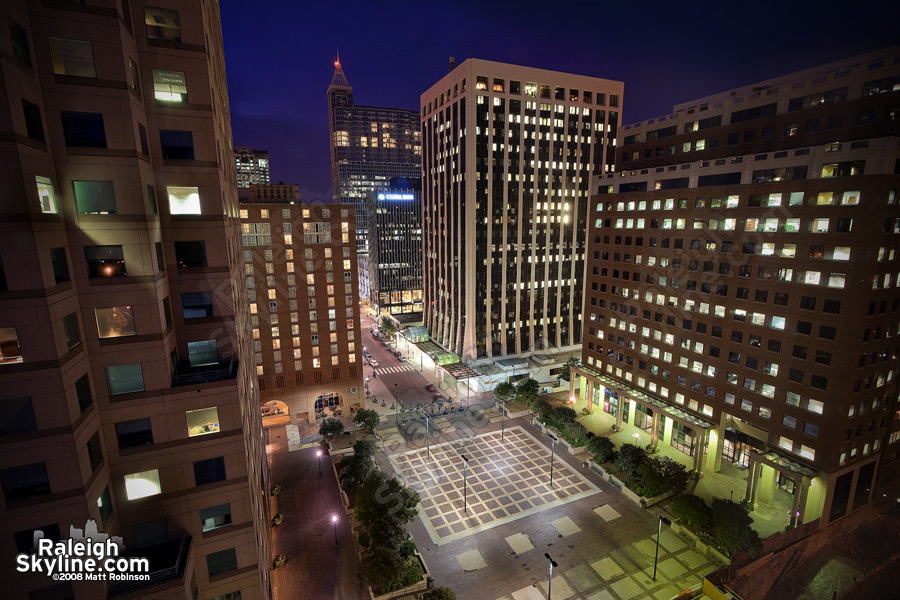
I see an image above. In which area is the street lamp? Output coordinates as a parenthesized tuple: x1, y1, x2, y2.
(316, 449, 322, 477)
(461, 455, 470, 513)
(547, 434, 557, 488)
(332, 515, 338, 547)
(652, 515, 672, 581)
(544, 553, 558, 599)
(501, 400, 506, 443)
(423, 413, 431, 459)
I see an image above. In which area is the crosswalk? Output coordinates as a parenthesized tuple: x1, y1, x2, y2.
(375, 364, 414, 375)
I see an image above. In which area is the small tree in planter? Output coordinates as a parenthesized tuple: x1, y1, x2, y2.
(563, 421, 589, 447)
(423, 587, 457, 600)
(353, 408, 381, 434)
(637, 456, 693, 496)
(587, 436, 616, 463)
(319, 417, 345, 438)
(615, 443, 647, 480)
(515, 378, 540, 406)
(271, 513, 283, 526)
(273, 554, 285, 568)
(530, 398, 552, 420)
(671, 494, 713, 531)
(556, 355, 581, 383)
(379, 316, 397, 338)
(550, 406, 578, 425)
(494, 381, 515, 405)
(270, 485, 281, 496)
(710, 499, 762, 556)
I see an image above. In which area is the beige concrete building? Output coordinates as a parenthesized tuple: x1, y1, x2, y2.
(0, 2, 271, 599)
(240, 192, 363, 421)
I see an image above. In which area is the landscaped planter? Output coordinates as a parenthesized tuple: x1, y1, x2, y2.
(531, 418, 587, 455)
(496, 398, 533, 419)
(368, 550, 430, 600)
(668, 520, 731, 564)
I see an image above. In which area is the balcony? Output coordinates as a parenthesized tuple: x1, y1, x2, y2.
(108, 534, 191, 597)
(172, 356, 237, 387)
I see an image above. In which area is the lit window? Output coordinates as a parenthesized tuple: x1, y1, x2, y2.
(167, 186, 200, 214)
(144, 6, 181, 42)
(807, 399, 824, 414)
(816, 192, 834, 205)
(841, 191, 860, 205)
(781, 244, 796, 258)
(95, 306, 136, 338)
(784, 218, 800, 232)
(832, 246, 851, 260)
(124, 469, 161, 500)
(803, 271, 821, 285)
(152, 69, 187, 102)
(74, 181, 116, 214)
(36, 176, 57, 213)
(187, 407, 219, 436)
(188, 340, 218, 367)
(0, 327, 24, 364)
(811, 218, 829, 233)
(827, 273, 846, 288)
(778, 436, 793, 451)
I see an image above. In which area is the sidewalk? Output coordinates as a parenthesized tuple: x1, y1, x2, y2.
(268, 425, 368, 600)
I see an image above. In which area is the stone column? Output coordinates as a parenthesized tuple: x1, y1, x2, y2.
(615, 393, 624, 430)
(744, 455, 756, 502)
(691, 428, 705, 476)
(585, 379, 593, 414)
(650, 412, 660, 451)
(750, 460, 763, 508)
(795, 475, 811, 525)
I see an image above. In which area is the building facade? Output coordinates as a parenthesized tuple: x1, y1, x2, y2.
(239, 194, 363, 421)
(0, 2, 271, 599)
(577, 48, 900, 527)
(420, 59, 623, 379)
(326, 56, 421, 299)
(366, 186, 423, 318)
(235, 146, 270, 189)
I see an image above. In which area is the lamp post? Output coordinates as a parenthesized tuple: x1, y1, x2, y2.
(547, 433, 557, 488)
(423, 414, 431, 459)
(461, 454, 470, 513)
(332, 515, 338, 547)
(316, 449, 322, 477)
(394, 383, 399, 406)
(501, 400, 506, 443)
(544, 553, 558, 599)
(652, 515, 672, 581)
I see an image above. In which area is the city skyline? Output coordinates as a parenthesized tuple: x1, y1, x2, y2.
(220, 0, 900, 198)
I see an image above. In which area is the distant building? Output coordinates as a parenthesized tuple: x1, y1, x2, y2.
(0, 2, 271, 599)
(367, 182, 423, 319)
(576, 48, 900, 528)
(327, 54, 421, 298)
(240, 188, 363, 419)
(420, 58, 623, 384)
(235, 146, 270, 188)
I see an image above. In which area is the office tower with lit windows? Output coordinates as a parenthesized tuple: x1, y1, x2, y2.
(576, 48, 900, 529)
(327, 56, 421, 299)
(235, 146, 270, 188)
(0, 2, 271, 599)
(420, 59, 623, 379)
(240, 192, 362, 420)
(366, 184, 424, 318)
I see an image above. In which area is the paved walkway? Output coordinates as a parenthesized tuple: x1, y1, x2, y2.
(269, 425, 368, 600)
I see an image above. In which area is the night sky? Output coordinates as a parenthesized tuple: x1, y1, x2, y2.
(221, 0, 899, 201)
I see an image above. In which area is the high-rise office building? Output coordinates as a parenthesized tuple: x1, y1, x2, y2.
(327, 55, 421, 299)
(235, 146, 270, 188)
(576, 48, 900, 527)
(366, 184, 424, 318)
(420, 59, 623, 380)
(240, 191, 363, 420)
(0, 3, 271, 599)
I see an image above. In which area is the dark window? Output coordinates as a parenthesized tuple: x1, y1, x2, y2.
(819, 325, 837, 340)
(50, 248, 69, 283)
(727, 133, 738, 145)
(115, 418, 153, 449)
(155, 241, 165, 272)
(138, 122, 149, 155)
(774, 293, 788, 306)
(0, 396, 37, 434)
(805, 118, 820, 133)
(162, 297, 173, 328)
(799, 296, 816, 310)
(206, 548, 237, 576)
(789, 368, 804, 383)
(201, 503, 232, 532)
(796, 321, 812, 335)
(827, 114, 843, 130)
(1, 462, 51, 502)
(810, 375, 828, 390)
(62, 312, 81, 350)
(0, 254, 6, 290)
(86, 431, 103, 471)
(793, 345, 808, 359)
(857, 109, 875, 125)
(74, 181, 117, 214)
(159, 130, 194, 159)
(84, 245, 126, 278)
(75, 374, 92, 413)
(182, 292, 213, 318)
(823, 299, 841, 314)
(97, 485, 112, 525)
(731, 103, 777, 123)
(174, 241, 207, 268)
(194, 456, 226, 485)
(22, 99, 44, 142)
(8, 18, 31, 66)
(60, 111, 106, 148)
(134, 518, 168, 548)
(767, 339, 781, 352)
(814, 350, 832, 366)
(15, 523, 61, 553)
(147, 184, 157, 215)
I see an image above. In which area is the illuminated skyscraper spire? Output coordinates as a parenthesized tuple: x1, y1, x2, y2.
(331, 48, 350, 88)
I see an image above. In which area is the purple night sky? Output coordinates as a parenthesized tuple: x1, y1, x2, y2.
(220, 0, 899, 200)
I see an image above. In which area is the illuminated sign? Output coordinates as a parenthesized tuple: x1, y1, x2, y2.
(377, 193, 415, 201)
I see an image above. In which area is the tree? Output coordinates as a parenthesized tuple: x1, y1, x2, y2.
(359, 545, 404, 592)
(615, 443, 647, 479)
(530, 398, 552, 419)
(515, 378, 540, 405)
(423, 588, 458, 600)
(636, 456, 693, 496)
(671, 494, 713, 531)
(710, 499, 761, 556)
(319, 417, 344, 438)
(353, 439, 378, 461)
(586, 436, 616, 463)
(556, 355, 581, 383)
(355, 471, 420, 526)
(494, 381, 515, 403)
(353, 408, 381, 434)
(550, 406, 578, 424)
(340, 453, 373, 494)
(379, 316, 397, 337)
(563, 421, 589, 446)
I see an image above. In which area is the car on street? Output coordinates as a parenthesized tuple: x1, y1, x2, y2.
(399, 356, 407, 362)
(425, 383, 437, 392)
(369, 358, 379, 367)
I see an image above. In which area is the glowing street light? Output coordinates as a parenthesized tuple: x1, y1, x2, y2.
(332, 514, 338, 547)
(316, 449, 322, 477)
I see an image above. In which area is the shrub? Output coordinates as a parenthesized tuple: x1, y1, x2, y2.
(710, 499, 762, 556)
(515, 378, 541, 405)
(550, 406, 578, 424)
(637, 456, 693, 496)
(340, 453, 373, 494)
(355, 471, 420, 526)
(494, 382, 515, 402)
(615, 443, 647, 479)
(530, 398, 552, 419)
(359, 545, 404, 592)
(586, 436, 616, 463)
(353, 409, 381, 434)
(671, 494, 713, 531)
(319, 417, 345, 438)
(423, 588, 458, 600)
(353, 439, 378, 461)
(563, 421, 589, 447)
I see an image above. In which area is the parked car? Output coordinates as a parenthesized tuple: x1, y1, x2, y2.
(425, 383, 437, 392)
(369, 359, 379, 367)
(399, 356, 407, 362)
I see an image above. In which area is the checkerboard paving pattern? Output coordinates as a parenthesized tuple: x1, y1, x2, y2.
(389, 426, 600, 545)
